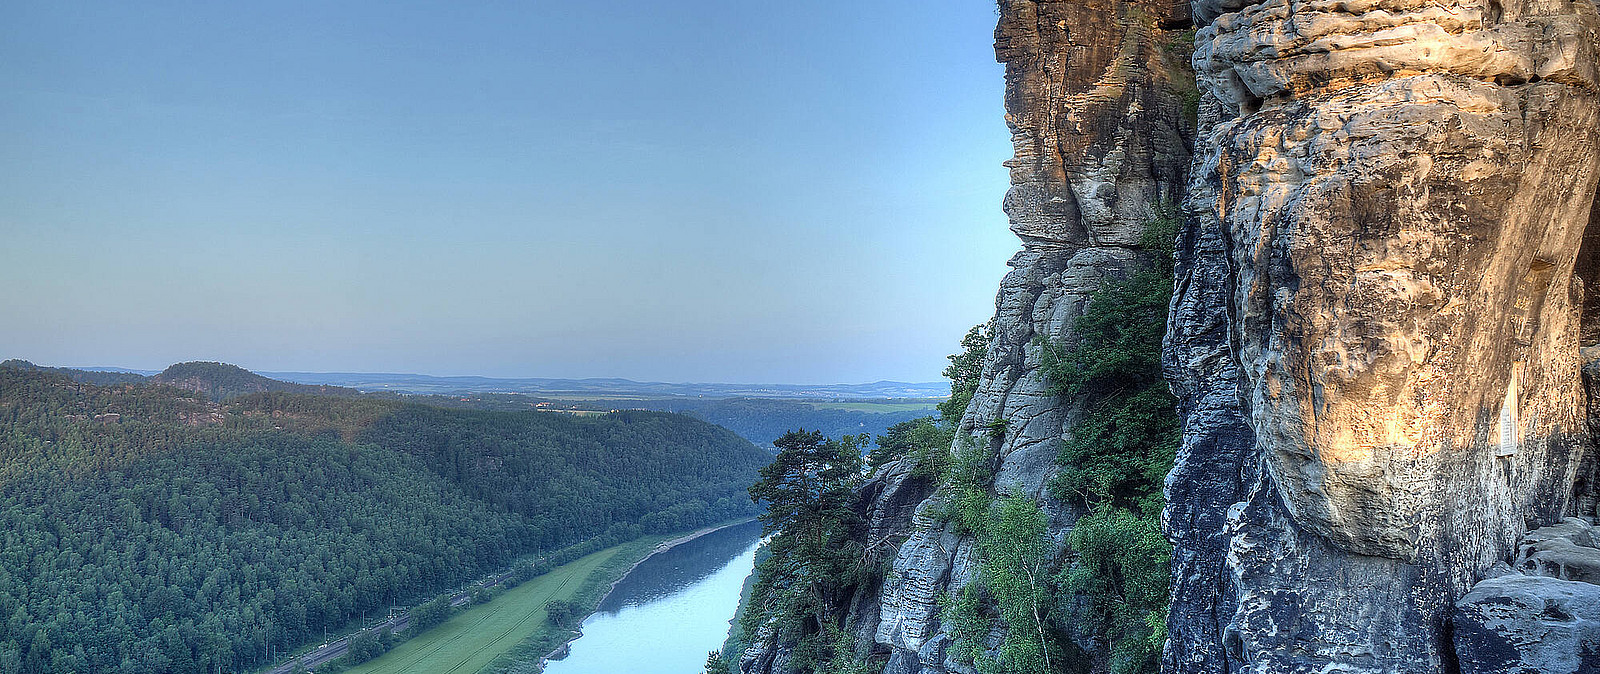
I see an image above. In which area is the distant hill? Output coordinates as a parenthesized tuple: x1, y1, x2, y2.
(356, 392, 938, 447)
(601, 397, 931, 447)
(150, 361, 361, 401)
(0, 358, 149, 385)
(261, 370, 950, 399)
(2, 359, 947, 400)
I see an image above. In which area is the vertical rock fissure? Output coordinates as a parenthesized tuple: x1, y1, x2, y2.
(1579, 187, 1600, 345)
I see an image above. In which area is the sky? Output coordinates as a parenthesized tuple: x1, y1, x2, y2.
(0, 1, 1017, 384)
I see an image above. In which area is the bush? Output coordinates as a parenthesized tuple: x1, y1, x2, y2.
(544, 599, 579, 627)
(1060, 509, 1170, 674)
(344, 628, 394, 666)
(410, 596, 454, 633)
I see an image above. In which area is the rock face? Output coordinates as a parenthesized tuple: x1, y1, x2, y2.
(1453, 519, 1600, 674)
(739, 0, 1196, 671)
(869, 0, 1196, 672)
(740, 0, 1600, 671)
(1166, 0, 1600, 670)
(1455, 574, 1600, 674)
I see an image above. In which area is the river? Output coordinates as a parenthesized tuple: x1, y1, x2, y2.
(542, 519, 764, 674)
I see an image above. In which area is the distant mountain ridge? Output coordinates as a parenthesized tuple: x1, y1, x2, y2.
(0, 359, 149, 386)
(6, 360, 947, 400)
(150, 361, 361, 401)
(1, 359, 363, 401)
(260, 371, 949, 399)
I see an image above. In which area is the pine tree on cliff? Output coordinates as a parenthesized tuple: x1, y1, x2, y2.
(746, 430, 867, 648)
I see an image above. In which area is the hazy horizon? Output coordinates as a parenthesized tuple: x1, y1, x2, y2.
(2, 0, 1015, 383)
(22, 358, 949, 386)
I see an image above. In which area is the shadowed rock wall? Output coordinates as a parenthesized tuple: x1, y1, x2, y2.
(1166, 0, 1600, 669)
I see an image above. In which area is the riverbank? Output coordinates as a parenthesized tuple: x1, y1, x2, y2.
(340, 545, 626, 674)
(596, 519, 759, 607)
(328, 519, 756, 674)
(534, 518, 758, 671)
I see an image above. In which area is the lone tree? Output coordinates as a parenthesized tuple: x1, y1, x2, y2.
(747, 429, 866, 633)
(704, 650, 730, 674)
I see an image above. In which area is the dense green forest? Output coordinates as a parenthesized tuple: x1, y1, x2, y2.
(377, 393, 935, 449)
(0, 369, 766, 674)
(643, 397, 932, 447)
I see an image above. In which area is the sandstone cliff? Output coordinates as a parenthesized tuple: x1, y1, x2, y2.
(869, 0, 1194, 670)
(737, 0, 1600, 671)
(740, 0, 1196, 671)
(1167, 0, 1600, 669)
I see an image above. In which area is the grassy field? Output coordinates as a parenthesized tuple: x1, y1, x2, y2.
(809, 400, 940, 413)
(342, 545, 628, 674)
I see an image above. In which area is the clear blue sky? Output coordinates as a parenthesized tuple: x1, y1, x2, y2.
(1, 1, 1016, 384)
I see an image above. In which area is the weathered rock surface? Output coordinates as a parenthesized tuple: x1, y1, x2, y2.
(1167, 0, 1600, 669)
(742, 0, 1600, 670)
(1452, 518, 1600, 673)
(870, 0, 1196, 671)
(1454, 573, 1600, 674)
(1516, 517, 1600, 583)
(740, 0, 1196, 671)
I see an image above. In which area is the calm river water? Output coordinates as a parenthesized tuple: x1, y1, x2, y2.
(542, 519, 764, 674)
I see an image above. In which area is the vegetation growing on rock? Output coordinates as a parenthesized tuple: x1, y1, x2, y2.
(942, 212, 1179, 674)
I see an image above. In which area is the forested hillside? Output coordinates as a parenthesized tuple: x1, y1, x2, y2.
(355, 393, 935, 449)
(632, 398, 932, 448)
(0, 359, 148, 386)
(150, 361, 362, 401)
(0, 369, 765, 674)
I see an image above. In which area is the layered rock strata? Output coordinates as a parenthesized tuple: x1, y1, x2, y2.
(869, 0, 1196, 671)
(1166, 0, 1600, 670)
(739, 0, 1196, 671)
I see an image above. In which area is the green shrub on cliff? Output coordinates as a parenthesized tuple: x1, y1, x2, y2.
(742, 430, 870, 669)
(940, 324, 991, 428)
(1038, 208, 1180, 674)
(1039, 209, 1179, 516)
(1060, 508, 1171, 673)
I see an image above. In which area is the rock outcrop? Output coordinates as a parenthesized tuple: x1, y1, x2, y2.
(738, 446, 941, 674)
(739, 0, 1600, 671)
(1453, 519, 1600, 674)
(1166, 0, 1600, 669)
(740, 0, 1196, 671)
(869, 0, 1196, 672)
